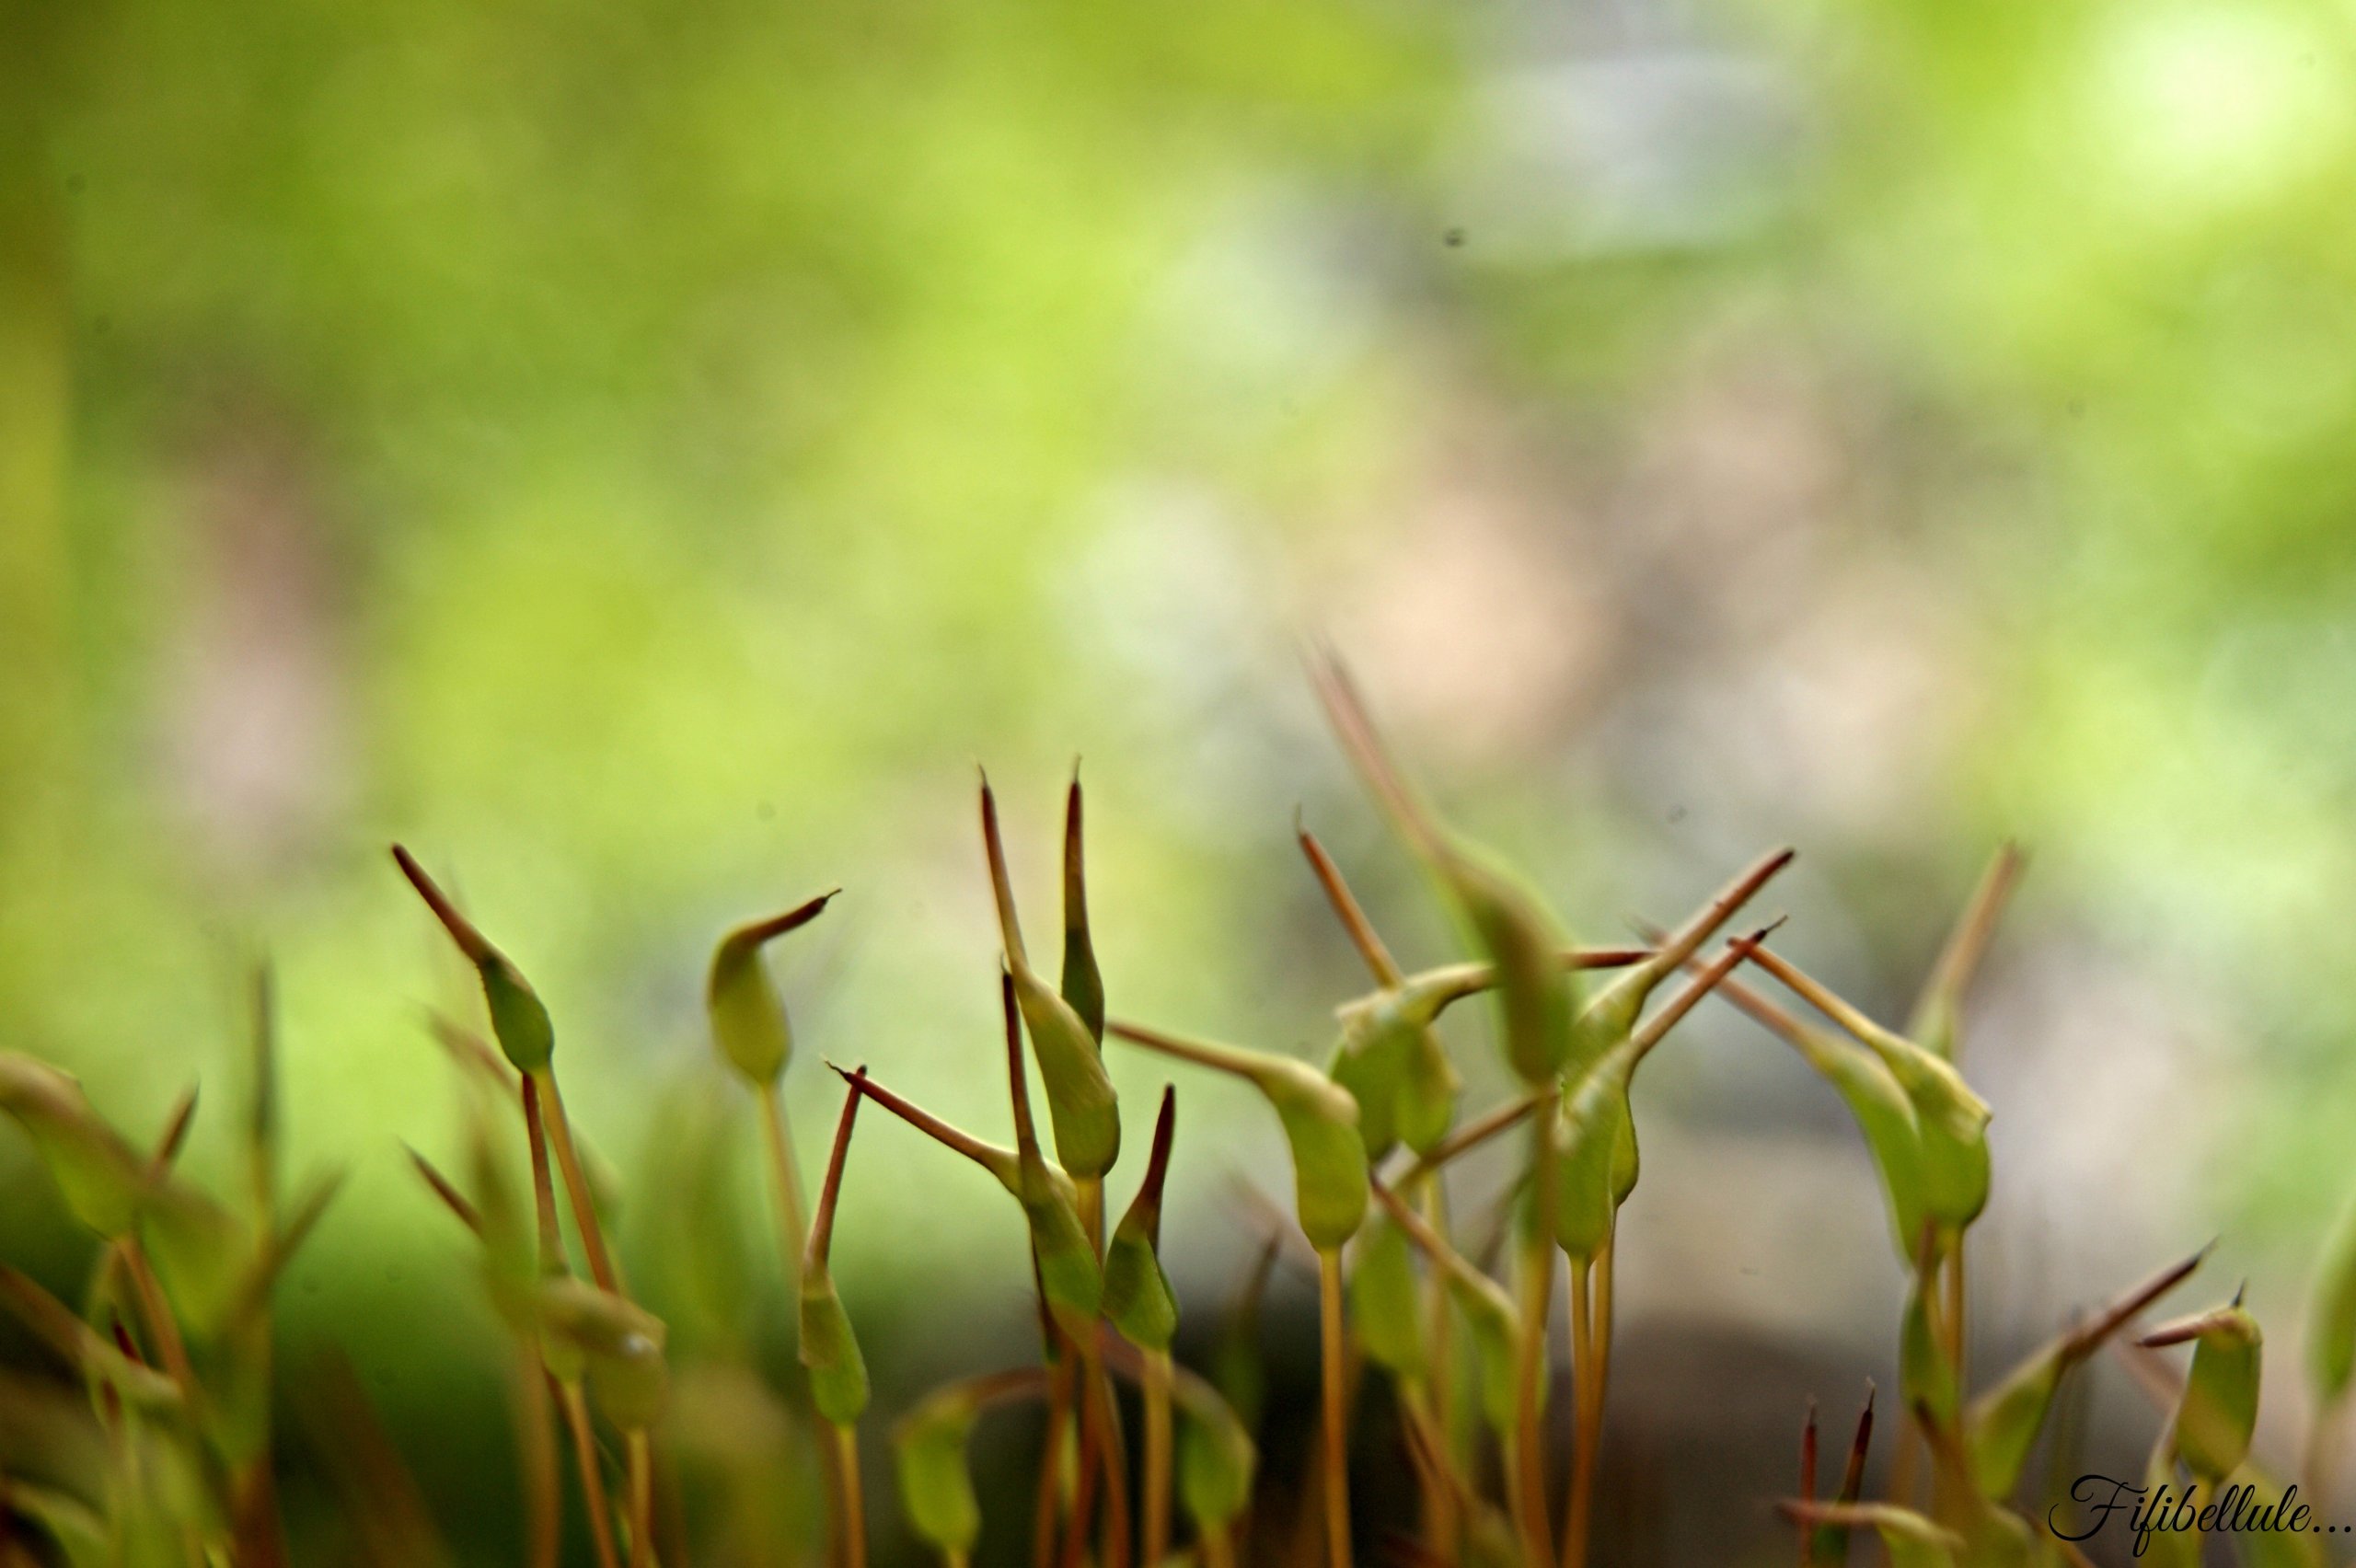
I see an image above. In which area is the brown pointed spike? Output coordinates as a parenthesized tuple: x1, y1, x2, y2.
(1630, 919, 1786, 1059)
(1910, 842, 2027, 1040)
(1836, 1384, 1873, 1505)
(405, 1147, 482, 1236)
(978, 770, 1030, 969)
(110, 1318, 147, 1366)
(826, 1060, 1004, 1171)
(1800, 1398, 1819, 1498)
(1400, 1089, 1546, 1184)
(1641, 847, 1797, 984)
(230, 1170, 347, 1324)
(1063, 770, 1087, 926)
(150, 1084, 201, 1173)
(1134, 1086, 1177, 1238)
(424, 1011, 516, 1092)
(390, 845, 495, 963)
(1297, 818, 1403, 986)
(806, 1064, 868, 1273)
(726, 889, 840, 951)
(1001, 969, 1042, 1160)
(1641, 918, 1836, 1059)
(1305, 642, 1442, 861)
(250, 961, 278, 1180)
(2061, 1243, 2209, 1362)
(2139, 1305, 2240, 1349)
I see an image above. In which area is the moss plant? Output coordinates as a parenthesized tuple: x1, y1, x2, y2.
(0, 670, 2336, 1568)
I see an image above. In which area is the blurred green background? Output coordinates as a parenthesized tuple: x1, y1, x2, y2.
(8, 0, 2356, 1560)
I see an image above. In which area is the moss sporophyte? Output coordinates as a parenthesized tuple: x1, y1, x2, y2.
(0, 670, 2329, 1568)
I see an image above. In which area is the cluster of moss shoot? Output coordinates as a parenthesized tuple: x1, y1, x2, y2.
(10, 656, 2356, 1568)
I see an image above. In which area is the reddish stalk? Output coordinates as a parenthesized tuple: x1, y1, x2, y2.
(560, 1379, 624, 1568)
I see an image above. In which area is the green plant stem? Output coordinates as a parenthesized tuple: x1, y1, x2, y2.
(1092, 1352, 1135, 1568)
(833, 1422, 867, 1568)
(1417, 1179, 1460, 1562)
(533, 1068, 620, 1293)
(1399, 1090, 1547, 1186)
(1562, 1258, 1597, 1568)
(1942, 1242, 1967, 1387)
(515, 1353, 561, 1568)
(1033, 1353, 1075, 1568)
(2306, 1395, 2344, 1521)
(756, 1079, 808, 1296)
(626, 1432, 656, 1568)
(1057, 1357, 1101, 1568)
(1317, 1244, 1353, 1568)
(1059, 1341, 1131, 1568)
(1199, 1523, 1238, 1568)
(1072, 1171, 1133, 1568)
(1142, 1348, 1173, 1568)
(117, 1242, 197, 1403)
(521, 1078, 565, 1276)
(1511, 1116, 1559, 1568)
(560, 1380, 623, 1568)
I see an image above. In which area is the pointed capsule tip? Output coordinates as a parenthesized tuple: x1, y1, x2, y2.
(389, 844, 496, 961)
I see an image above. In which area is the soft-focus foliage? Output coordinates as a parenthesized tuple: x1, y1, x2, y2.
(11, 0, 2356, 1560)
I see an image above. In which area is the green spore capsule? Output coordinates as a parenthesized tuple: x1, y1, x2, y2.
(706, 890, 837, 1084)
(392, 846, 556, 1074)
(1328, 992, 1461, 1163)
(0, 1053, 149, 1238)
(1451, 852, 1577, 1088)
(1309, 653, 1578, 1089)
(1299, 823, 1461, 1161)
(537, 1276, 672, 1430)
(1175, 1380, 1257, 1529)
(895, 1384, 986, 1558)
(1103, 1087, 1180, 1354)
(1703, 967, 1930, 1262)
(1553, 929, 1775, 1261)
(996, 973, 1104, 1335)
(2146, 1298, 2263, 1482)
(137, 1172, 250, 1337)
(1108, 1020, 1367, 1250)
(800, 1272, 871, 1426)
(1347, 1212, 1423, 1378)
(802, 1066, 872, 1425)
(1060, 771, 1105, 1043)
(980, 778, 1120, 1180)
(1965, 1246, 2204, 1498)
(1751, 948, 1991, 1233)
(1551, 1061, 1628, 1264)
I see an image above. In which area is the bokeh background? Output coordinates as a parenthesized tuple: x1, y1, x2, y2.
(7, 0, 2356, 1561)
